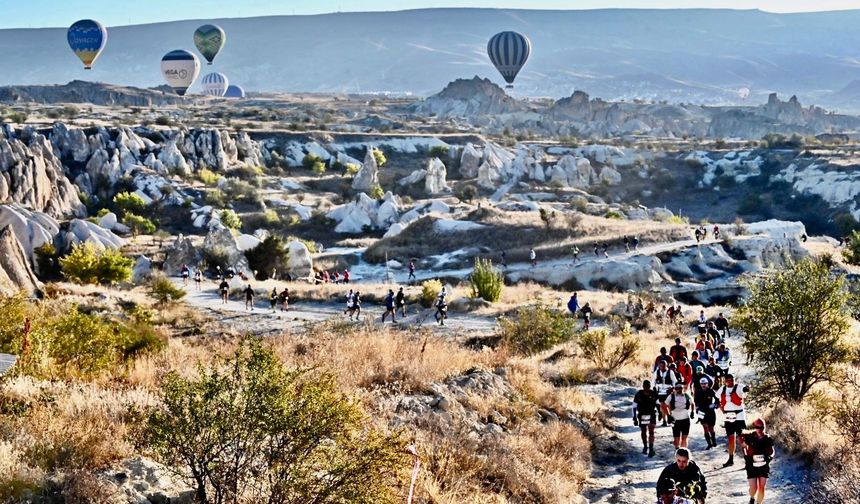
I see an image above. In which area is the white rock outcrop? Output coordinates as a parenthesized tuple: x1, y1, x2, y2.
(425, 157, 450, 195)
(352, 148, 379, 192)
(286, 240, 314, 280)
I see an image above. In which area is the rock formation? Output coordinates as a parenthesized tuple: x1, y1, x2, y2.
(287, 240, 314, 280)
(0, 225, 41, 296)
(352, 148, 379, 192)
(424, 157, 450, 195)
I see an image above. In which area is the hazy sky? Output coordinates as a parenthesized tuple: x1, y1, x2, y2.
(3, 0, 860, 28)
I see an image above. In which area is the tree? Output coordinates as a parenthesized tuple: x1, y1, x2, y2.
(220, 209, 241, 230)
(456, 184, 478, 203)
(244, 236, 290, 280)
(469, 258, 503, 302)
(835, 213, 860, 237)
(61, 243, 133, 285)
(736, 259, 851, 403)
(113, 191, 147, 217)
(146, 339, 406, 504)
(498, 304, 576, 356)
(149, 274, 187, 305)
(124, 213, 157, 236)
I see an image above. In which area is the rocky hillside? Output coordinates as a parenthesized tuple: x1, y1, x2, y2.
(0, 81, 190, 107)
(411, 77, 529, 118)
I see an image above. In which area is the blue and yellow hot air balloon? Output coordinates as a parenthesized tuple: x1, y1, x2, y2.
(487, 31, 531, 89)
(67, 19, 107, 70)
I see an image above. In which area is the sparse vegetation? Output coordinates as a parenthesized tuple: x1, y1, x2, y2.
(469, 258, 503, 302)
(578, 323, 641, 374)
(60, 243, 133, 286)
(113, 191, 147, 217)
(149, 274, 187, 305)
(372, 148, 387, 167)
(123, 213, 157, 236)
(245, 236, 290, 280)
(219, 209, 241, 230)
(498, 304, 576, 356)
(420, 279, 443, 307)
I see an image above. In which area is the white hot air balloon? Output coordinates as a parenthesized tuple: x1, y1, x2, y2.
(201, 72, 229, 97)
(738, 87, 750, 100)
(160, 49, 200, 96)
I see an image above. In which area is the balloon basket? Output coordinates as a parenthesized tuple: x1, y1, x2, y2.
(505, 85, 514, 89)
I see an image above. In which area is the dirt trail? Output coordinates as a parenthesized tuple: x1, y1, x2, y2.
(583, 334, 808, 503)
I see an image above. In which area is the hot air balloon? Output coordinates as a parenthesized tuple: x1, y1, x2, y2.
(67, 19, 107, 69)
(487, 31, 531, 89)
(738, 87, 751, 100)
(194, 24, 226, 65)
(225, 84, 246, 99)
(161, 50, 200, 96)
(202, 72, 229, 97)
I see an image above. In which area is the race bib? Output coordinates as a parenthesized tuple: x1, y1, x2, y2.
(697, 411, 706, 420)
(725, 412, 737, 421)
(752, 454, 767, 467)
(718, 360, 729, 369)
(640, 415, 651, 423)
(657, 384, 670, 394)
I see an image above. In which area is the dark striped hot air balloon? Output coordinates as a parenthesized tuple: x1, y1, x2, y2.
(201, 72, 229, 97)
(194, 24, 226, 65)
(487, 31, 531, 89)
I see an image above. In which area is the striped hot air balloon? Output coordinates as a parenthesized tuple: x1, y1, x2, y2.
(225, 84, 246, 98)
(487, 31, 531, 88)
(67, 19, 107, 69)
(161, 50, 200, 96)
(194, 24, 227, 65)
(202, 72, 229, 97)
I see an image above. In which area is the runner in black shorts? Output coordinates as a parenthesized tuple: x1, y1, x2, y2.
(665, 382, 693, 449)
(717, 373, 749, 467)
(633, 380, 659, 457)
(741, 418, 775, 504)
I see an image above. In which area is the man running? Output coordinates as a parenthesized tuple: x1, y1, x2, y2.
(713, 225, 720, 240)
(279, 288, 289, 311)
(694, 377, 719, 449)
(632, 236, 640, 251)
(741, 418, 775, 504)
(181, 264, 190, 286)
(689, 351, 705, 377)
(654, 347, 674, 372)
(670, 337, 688, 363)
(580, 302, 593, 330)
(434, 292, 448, 326)
(705, 356, 724, 389)
(602, 243, 609, 258)
(656, 479, 695, 504)
(269, 287, 278, 312)
(193, 269, 202, 291)
(571, 245, 580, 263)
(218, 277, 230, 305)
(717, 373, 750, 467)
(243, 284, 255, 311)
(382, 289, 397, 323)
(715, 342, 732, 376)
(344, 289, 354, 315)
(567, 293, 579, 318)
(676, 356, 693, 392)
(665, 383, 693, 449)
(657, 448, 707, 504)
(623, 235, 630, 253)
(654, 360, 678, 426)
(408, 261, 416, 281)
(529, 248, 537, 267)
(395, 287, 406, 318)
(633, 379, 658, 457)
(715, 312, 730, 339)
(347, 291, 362, 320)
(343, 269, 350, 284)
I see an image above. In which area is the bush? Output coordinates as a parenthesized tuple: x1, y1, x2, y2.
(311, 160, 326, 175)
(198, 168, 221, 185)
(61, 244, 133, 285)
(844, 231, 860, 265)
(456, 184, 478, 203)
(223, 178, 263, 207)
(34, 243, 61, 279)
(420, 279, 443, 307)
(155, 115, 172, 126)
(429, 145, 449, 157)
(205, 189, 227, 208)
(369, 183, 385, 200)
(469, 258, 503, 302)
(245, 236, 290, 280)
(146, 339, 406, 504)
(736, 259, 851, 403)
(123, 213, 157, 236)
(604, 210, 624, 220)
(302, 154, 322, 171)
(498, 304, 576, 356)
(113, 191, 147, 217)
(372, 148, 387, 167)
(578, 323, 641, 373)
(149, 274, 187, 305)
(345, 163, 360, 176)
(219, 209, 241, 230)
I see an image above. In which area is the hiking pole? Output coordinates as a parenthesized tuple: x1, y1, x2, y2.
(406, 444, 420, 504)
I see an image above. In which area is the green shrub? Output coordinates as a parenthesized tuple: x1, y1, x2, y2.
(666, 215, 688, 225)
(198, 168, 221, 185)
(420, 279, 443, 307)
(146, 339, 406, 504)
(498, 304, 576, 356)
(60, 244, 133, 285)
(149, 274, 187, 304)
(372, 148, 387, 167)
(469, 258, 503, 302)
(123, 213, 157, 236)
(223, 178, 263, 207)
(245, 236, 290, 280)
(311, 160, 326, 175)
(34, 243, 61, 279)
(345, 163, 360, 176)
(456, 184, 478, 203)
(578, 324, 641, 373)
(220, 209, 241, 230)
(604, 210, 624, 220)
(844, 231, 860, 266)
(369, 184, 385, 200)
(205, 189, 227, 208)
(302, 154, 322, 171)
(429, 145, 449, 158)
(113, 191, 147, 217)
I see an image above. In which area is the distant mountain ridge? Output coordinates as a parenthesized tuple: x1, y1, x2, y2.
(3, 8, 860, 108)
(0, 81, 188, 106)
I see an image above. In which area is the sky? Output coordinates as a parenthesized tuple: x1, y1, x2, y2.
(2, 0, 860, 28)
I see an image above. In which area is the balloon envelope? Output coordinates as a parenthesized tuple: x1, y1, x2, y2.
(194, 24, 226, 65)
(225, 85, 246, 98)
(202, 72, 229, 97)
(487, 31, 531, 87)
(161, 50, 200, 96)
(738, 87, 751, 100)
(67, 19, 107, 69)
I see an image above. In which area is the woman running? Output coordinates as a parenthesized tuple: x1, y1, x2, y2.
(741, 418, 775, 504)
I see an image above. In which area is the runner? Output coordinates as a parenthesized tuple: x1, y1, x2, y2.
(279, 288, 289, 312)
(594, 244, 600, 257)
(344, 289, 354, 315)
(695, 335, 714, 362)
(715, 312, 730, 339)
(434, 292, 448, 326)
(529, 248, 537, 267)
(580, 302, 593, 331)
(269, 287, 278, 312)
(633, 380, 658, 457)
(715, 342, 732, 376)
(602, 243, 609, 258)
(343, 269, 350, 284)
(624, 235, 630, 253)
(670, 337, 688, 363)
(501, 250, 508, 268)
(741, 418, 775, 504)
(218, 277, 229, 305)
(697, 310, 706, 325)
(656, 448, 707, 504)
(665, 383, 693, 449)
(654, 360, 678, 426)
(382, 289, 397, 323)
(395, 287, 406, 317)
(243, 284, 255, 311)
(716, 373, 750, 467)
(347, 291, 362, 320)
(567, 293, 579, 317)
(571, 245, 580, 263)
(656, 478, 694, 504)
(689, 351, 705, 377)
(181, 264, 190, 286)
(694, 377, 719, 449)
(193, 269, 202, 291)
(632, 236, 640, 251)
(676, 356, 693, 392)
(667, 305, 677, 324)
(705, 356, 724, 389)
(408, 261, 416, 281)
(654, 347, 674, 372)
(706, 321, 722, 345)
(713, 225, 720, 240)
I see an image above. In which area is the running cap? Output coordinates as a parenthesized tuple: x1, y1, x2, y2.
(699, 377, 709, 384)
(753, 418, 766, 429)
(657, 478, 677, 493)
